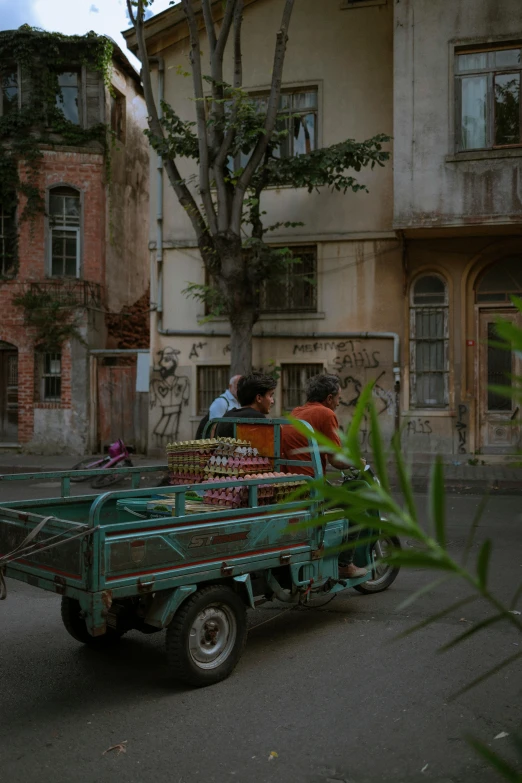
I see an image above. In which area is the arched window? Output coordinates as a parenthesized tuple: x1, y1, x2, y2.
(49, 186, 80, 277)
(476, 258, 522, 303)
(410, 274, 449, 408)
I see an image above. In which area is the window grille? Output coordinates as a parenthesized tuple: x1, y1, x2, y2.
(476, 258, 522, 302)
(49, 187, 80, 277)
(35, 352, 62, 403)
(281, 364, 324, 411)
(258, 246, 317, 313)
(410, 275, 449, 408)
(455, 46, 522, 151)
(197, 366, 230, 415)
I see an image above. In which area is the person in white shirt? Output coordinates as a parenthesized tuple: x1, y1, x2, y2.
(208, 375, 241, 420)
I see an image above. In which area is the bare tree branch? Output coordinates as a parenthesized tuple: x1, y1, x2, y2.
(233, 0, 243, 89)
(126, 0, 136, 25)
(130, 0, 212, 253)
(213, 0, 243, 231)
(209, 0, 237, 153)
(201, 0, 217, 53)
(181, 0, 218, 235)
(230, 0, 295, 234)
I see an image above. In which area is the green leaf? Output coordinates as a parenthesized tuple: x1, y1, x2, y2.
(451, 649, 522, 700)
(510, 578, 522, 609)
(439, 612, 506, 652)
(477, 539, 492, 590)
(463, 494, 489, 567)
(394, 595, 478, 641)
(396, 577, 451, 611)
(344, 383, 374, 468)
(465, 737, 522, 783)
(429, 455, 446, 549)
(391, 429, 418, 526)
(368, 398, 390, 493)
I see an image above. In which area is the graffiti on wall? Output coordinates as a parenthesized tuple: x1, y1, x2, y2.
(405, 418, 433, 436)
(456, 403, 468, 454)
(149, 347, 190, 443)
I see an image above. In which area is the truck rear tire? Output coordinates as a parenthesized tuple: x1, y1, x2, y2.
(61, 597, 123, 646)
(166, 585, 247, 687)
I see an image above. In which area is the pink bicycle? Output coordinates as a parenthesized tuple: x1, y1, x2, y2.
(70, 439, 133, 488)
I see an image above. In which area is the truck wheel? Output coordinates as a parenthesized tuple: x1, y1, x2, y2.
(61, 597, 122, 646)
(166, 585, 247, 687)
(353, 535, 401, 594)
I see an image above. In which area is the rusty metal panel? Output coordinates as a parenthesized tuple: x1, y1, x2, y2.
(97, 364, 136, 449)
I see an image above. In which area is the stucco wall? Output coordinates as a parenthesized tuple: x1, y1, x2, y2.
(148, 0, 394, 246)
(148, 237, 403, 454)
(394, 0, 522, 229)
(105, 64, 150, 312)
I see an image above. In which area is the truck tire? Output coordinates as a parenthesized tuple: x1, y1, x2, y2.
(166, 585, 247, 687)
(353, 534, 401, 594)
(61, 597, 122, 646)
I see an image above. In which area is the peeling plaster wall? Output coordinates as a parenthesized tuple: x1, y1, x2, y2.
(394, 0, 522, 228)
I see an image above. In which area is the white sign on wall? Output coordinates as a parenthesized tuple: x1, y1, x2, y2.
(136, 352, 150, 392)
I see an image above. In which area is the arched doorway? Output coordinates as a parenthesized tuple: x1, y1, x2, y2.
(475, 259, 522, 453)
(0, 341, 18, 442)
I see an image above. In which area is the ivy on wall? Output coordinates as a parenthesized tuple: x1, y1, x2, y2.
(0, 26, 113, 279)
(13, 286, 87, 351)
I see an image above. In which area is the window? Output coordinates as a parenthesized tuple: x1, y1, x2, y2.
(49, 187, 80, 277)
(1, 67, 19, 115)
(476, 258, 522, 302)
(258, 246, 317, 313)
(197, 366, 229, 415)
(110, 90, 126, 142)
(0, 201, 16, 277)
(455, 46, 522, 151)
(281, 364, 323, 411)
(486, 323, 512, 411)
(55, 71, 80, 125)
(410, 275, 449, 408)
(233, 87, 318, 169)
(273, 89, 318, 158)
(35, 352, 62, 403)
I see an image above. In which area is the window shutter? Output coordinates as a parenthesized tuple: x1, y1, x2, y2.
(84, 69, 103, 128)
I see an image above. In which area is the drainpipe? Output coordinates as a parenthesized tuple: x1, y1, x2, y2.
(145, 57, 165, 317)
(156, 323, 401, 398)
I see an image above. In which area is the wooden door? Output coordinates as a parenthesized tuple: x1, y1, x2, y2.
(97, 363, 136, 451)
(0, 349, 18, 442)
(478, 310, 522, 453)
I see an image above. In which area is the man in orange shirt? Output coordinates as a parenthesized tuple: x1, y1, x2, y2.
(282, 374, 367, 579)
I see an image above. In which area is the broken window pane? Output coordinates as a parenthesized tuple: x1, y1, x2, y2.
(56, 71, 79, 125)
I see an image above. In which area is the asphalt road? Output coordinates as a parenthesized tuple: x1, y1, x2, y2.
(0, 491, 521, 783)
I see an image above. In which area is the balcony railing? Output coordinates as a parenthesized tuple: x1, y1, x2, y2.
(25, 280, 104, 309)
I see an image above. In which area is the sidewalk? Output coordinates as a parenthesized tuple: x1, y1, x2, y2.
(0, 451, 520, 493)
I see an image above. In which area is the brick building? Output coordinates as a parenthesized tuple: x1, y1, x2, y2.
(0, 30, 149, 453)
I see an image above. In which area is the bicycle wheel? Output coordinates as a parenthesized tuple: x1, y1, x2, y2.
(70, 458, 103, 483)
(90, 459, 133, 489)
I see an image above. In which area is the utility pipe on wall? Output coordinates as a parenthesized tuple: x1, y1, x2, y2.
(156, 324, 401, 386)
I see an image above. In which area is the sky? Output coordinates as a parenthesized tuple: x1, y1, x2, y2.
(0, 0, 176, 69)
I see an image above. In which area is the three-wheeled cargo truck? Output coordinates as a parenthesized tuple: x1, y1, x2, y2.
(0, 418, 400, 687)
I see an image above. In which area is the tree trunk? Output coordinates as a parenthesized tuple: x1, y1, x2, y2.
(229, 309, 255, 376)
